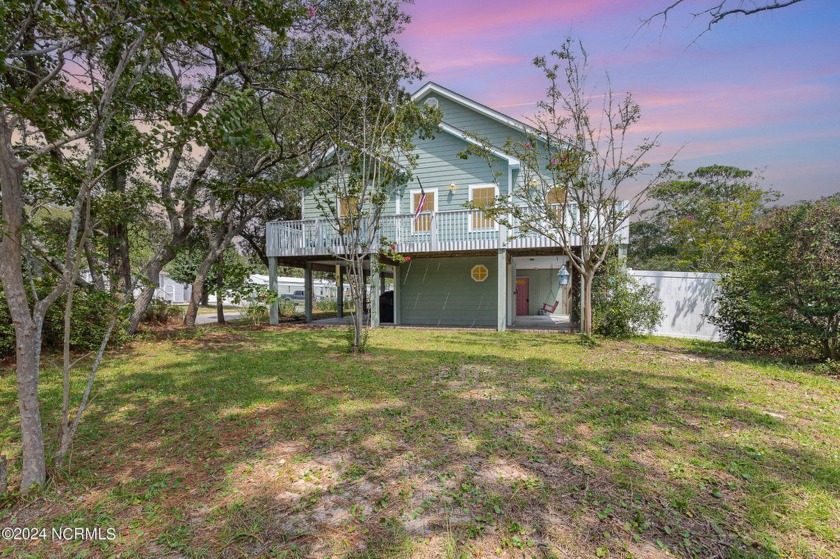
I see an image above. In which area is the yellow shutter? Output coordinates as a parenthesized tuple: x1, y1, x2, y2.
(546, 187, 565, 205)
(339, 197, 360, 233)
(339, 196, 360, 218)
(471, 186, 496, 230)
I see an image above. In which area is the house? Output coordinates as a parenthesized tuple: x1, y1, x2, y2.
(207, 275, 345, 306)
(265, 82, 629, 330)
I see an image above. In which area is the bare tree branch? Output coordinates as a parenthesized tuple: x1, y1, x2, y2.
(642, 0, 806, 38)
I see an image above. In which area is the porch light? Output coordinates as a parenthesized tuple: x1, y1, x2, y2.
(557, 266, 570, 286)
(449, 183, 457, 192)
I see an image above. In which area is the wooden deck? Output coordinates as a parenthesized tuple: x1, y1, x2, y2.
(266, 207, 629, 258)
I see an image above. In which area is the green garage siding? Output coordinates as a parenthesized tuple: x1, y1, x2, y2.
(399, 256, 498, 326)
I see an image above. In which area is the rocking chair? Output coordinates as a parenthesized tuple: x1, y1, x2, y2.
(539, 300, 559, 315)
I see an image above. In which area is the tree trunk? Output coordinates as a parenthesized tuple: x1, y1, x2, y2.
(106, 167, 133, 294)
(126, 246, 176, 335)
(0, 135, 47, 493)
(55, 316, 117, 468)
(347, 257, 366, 352)
(0, 455, 7, 494)
(107, 221, 132, 294)
(582, 270, 594, 335)
(184, 248, 223, 327)
(84, 236, 106, 291)
(13, 321, 47, 492)
(215, 263, 225, 324)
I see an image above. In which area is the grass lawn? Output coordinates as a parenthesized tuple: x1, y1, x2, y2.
(0, 326, 837, 558)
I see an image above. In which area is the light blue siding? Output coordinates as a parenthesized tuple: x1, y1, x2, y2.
(301, 133, 510, 220)
(415, 90, 556, 204)
(398, 132, 507, 213)
(416, 92, 530, 153)
(299, 86, 553, 220)
(399, 256, 498, 326)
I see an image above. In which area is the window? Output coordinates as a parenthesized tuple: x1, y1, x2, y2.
(546, 187, 565, 205)
(469, 185, 498, 231)
(338, 196, 360, 233)
(338, 196, 360, 219)
(546, 187, 565, 222)
(410, 188, 437, 233)
(471, 264, 489, 282)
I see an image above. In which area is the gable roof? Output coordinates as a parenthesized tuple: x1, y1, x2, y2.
(411, 82, 550, 142)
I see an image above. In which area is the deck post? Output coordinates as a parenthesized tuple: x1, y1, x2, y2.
(304, 261, 313, 323)
(336, 264, 344, 318)
(507, 258, 514, 326)
(370, 254, 380, 328)
(497, 248, 507, 332)
(393, 264, 401, 325)
(315, 219, 323, 252)
(269, 257, 278, 325)
(430, 212, 437, 251)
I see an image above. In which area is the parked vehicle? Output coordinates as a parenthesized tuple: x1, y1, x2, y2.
(281, 290, 324, 303)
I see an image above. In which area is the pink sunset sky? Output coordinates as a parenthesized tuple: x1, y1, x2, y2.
(399, 0, 840, 202)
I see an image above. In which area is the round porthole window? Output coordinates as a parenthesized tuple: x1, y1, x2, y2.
(471, 264, 488, 282)
(424, 96, 439, 109)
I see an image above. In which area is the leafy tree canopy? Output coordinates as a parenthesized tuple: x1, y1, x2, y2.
(630, 165, 779, 272)
(711, 194, 839, 360)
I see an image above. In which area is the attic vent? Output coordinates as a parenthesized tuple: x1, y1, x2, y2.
(424, 97, 440, 110)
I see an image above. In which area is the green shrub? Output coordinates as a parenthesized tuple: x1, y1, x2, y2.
(0, 280, 130, 359)
(592, 260, 664, 338)
(316, 297, 338, 312)
(141, 299, 185, 325)
(278, 298, 295, 317)
(709, 196, 840, 360)
(225, 282, 281, 324)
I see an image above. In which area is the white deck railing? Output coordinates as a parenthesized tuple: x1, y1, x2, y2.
(266, 204, 629, 257)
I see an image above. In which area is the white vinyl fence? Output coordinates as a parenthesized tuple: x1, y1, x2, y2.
(629, 270, 721, 341)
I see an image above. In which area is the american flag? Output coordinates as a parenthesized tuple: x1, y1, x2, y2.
(414, 181, 427, 222)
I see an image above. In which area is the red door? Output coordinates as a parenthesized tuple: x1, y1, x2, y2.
(516, 277, 529, 316)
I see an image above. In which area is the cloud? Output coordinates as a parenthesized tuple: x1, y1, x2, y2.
(420, 53, 526, 74)
(402, 0, 620, 40)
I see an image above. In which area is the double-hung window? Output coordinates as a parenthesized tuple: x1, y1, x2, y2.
(338, 196, 360, 234)
(410, 188, 437, 233)
(546, 187, 566, 224)
(469, 184, 498, 231)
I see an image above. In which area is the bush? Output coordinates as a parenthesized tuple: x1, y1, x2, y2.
(709, 197, 840, 360)
(316, 297, 338, 312)
(226, 282, 281, 325)
(592, 260, 664, 338)
(141, 299, 185, 325)
(277, 298, 295, 317)
(0, 280, 130, 359)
